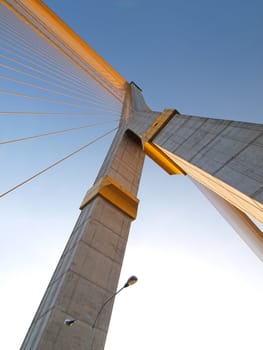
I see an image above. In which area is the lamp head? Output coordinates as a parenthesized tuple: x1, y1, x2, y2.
(123, 275, 138, 288)
(64, 319, 76, 326)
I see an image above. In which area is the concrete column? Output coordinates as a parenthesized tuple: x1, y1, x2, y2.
(153, 116, 263, 219)
(192, 179, 263, 262)
(20, 83, 154, 350)
(128, 113, 263, 223)
(127, 111, 263, 260)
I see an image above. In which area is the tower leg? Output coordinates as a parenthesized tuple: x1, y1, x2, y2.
(20, 83, 153, 350)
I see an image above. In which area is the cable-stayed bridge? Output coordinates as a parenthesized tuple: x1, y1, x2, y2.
(1, 1, 263, 350)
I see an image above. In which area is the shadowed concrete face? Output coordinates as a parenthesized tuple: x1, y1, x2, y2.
(128, 112, 263, 223)
(153, 115, 263, 223)
(128, 111, 263, 261)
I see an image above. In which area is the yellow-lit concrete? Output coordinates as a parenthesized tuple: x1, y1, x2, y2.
(80, 175, 139, 219)
(193, 179, 263, 262)
(3, 0, 126, 95)
(159, 145, 263, 224)
(142, 109, 178, 144)
(144, 142, 185, 175)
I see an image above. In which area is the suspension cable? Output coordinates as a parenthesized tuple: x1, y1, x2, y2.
(0, 112, 119, 117)
(0, 120, 118, 145)
(0, 127, 118, 199)
(0, 89, 120, 112)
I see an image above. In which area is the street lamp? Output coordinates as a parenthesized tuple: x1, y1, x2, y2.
(64, 275, 138, 347)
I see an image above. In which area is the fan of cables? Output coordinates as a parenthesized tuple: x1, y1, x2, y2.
(0, 1, 127, 199)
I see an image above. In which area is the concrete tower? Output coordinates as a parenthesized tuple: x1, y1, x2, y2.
(3, 2, 262, 350)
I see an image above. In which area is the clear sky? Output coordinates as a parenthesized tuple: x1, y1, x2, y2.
(1, 1, 263, 349)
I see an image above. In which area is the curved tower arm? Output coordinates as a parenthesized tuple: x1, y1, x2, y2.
(2, 0, 126, 99)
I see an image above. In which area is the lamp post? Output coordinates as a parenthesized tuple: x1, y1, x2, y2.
(64, 275, 138, 349)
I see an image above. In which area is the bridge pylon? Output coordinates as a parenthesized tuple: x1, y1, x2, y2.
(20, 83, 158, 350)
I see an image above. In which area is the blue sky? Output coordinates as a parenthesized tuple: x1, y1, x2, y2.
(45, 0, 263, 120)
(1, 1, 263, 349)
